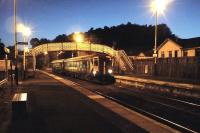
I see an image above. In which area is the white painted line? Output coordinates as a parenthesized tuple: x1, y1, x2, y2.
(88, 95, 105, 99)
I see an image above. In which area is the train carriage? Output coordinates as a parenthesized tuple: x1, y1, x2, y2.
(51, 59, 65, 74)
(51, 54, 115, 84)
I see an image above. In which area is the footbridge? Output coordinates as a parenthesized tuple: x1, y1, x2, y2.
(29, 42, 134, 73)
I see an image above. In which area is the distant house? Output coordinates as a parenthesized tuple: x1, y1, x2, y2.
(130, 50, 154, 60)
(157, 37, 200, 58)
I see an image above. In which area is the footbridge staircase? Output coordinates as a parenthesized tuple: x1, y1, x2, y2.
(115, 50, 134, 73)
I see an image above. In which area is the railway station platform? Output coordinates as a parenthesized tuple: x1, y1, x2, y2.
(115, 75, 200, 97)
(0, 72, 122, 133)
(115, 75, 200, 89)
(0, 71, 180, 133)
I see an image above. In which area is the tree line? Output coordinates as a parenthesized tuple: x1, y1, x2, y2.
(0, 39, 5, 59)
(1, 22, 177, 59)
(30, 22, 176, 55)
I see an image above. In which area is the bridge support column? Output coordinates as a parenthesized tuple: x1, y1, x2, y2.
(33, 53, 36, 70)
(44, 54, 49, 68)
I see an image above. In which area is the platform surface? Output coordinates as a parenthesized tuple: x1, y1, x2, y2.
(8, 72, 123, 133)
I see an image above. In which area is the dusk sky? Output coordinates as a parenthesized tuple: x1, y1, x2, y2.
(0, 0, 200, 46)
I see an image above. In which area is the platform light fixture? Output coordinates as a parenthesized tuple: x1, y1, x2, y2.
(150, 0, 172, 15)
(150, 0, 173, 63)
(17, 23, 32, 79)
(73, 32, 84, 57)
(44, 51, 48, 55)
(108, 69, 113, 74)
(17, 23, 32, 37)
(73, 32, 84, 43)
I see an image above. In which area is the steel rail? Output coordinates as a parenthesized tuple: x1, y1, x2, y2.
(47, 73, 199, 133)
(121, 86, 200, 110)
(95, 90, 198, 133)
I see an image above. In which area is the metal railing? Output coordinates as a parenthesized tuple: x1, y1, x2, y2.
(29, 42, 134, 73)
(31, 42, 117, 57)
(117, 50, 134, 72)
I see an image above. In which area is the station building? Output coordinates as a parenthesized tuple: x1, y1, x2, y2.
(157, 38, 200, 58)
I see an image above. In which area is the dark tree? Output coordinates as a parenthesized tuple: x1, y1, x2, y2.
(0, 40, 5, 59)
(39, 38, 51, 44)
(7, 46, 15, 60)
(86, 22, 173, 55)
(52, 34, 69, 42)
(30, 38, 40, 48)
(29, 22, 175, 55)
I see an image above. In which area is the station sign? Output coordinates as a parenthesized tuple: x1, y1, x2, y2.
(4, 47, 10, 54)
(153, 53, 157, 57)
(17, 42, 28, 45)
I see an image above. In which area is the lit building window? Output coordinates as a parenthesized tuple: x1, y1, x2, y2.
(161, 51, 165, 58)
(174, 50, 178, 58)
(196, 49, 200, 57)
(183, 51, 188, 57)
(169, 51, 172, 58)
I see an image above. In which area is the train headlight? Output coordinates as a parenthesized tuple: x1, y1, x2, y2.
(93, 70, 97, 76)
(108, 69, 113, 74)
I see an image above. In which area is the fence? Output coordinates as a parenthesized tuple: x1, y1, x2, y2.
(132, 57, 200, 80)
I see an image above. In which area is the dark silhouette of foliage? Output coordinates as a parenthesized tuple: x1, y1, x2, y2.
(7, 46, 15, 60)
(30, 22, 177, 55)
(0, 39, 5, 59)
(86, 22, 173, 55)
(30, 38, 40, 48)
(52, 34, 70, 42)
(30, 38, 51, 48)
(67, 32, 85, 42)
(39, 38, 51, 44)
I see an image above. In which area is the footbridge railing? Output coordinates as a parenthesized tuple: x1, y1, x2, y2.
(29, 42, 134, 73)
(116, 50, 134, 72)
(32, 42, 117, 57)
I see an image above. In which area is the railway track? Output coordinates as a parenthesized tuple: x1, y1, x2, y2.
(95, 90, 198, 133)
(117, 86, 200, 116)
(53, 73, 200, 133)
(116, 84, 200, 106)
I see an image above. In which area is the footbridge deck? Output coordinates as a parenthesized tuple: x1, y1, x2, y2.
(28, 42, 134, 73)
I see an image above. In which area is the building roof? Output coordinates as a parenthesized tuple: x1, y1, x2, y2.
(157, 38, 182, 51)
(158, 37, 200, 50)
(143, 50, 154, 57)
(172, 37, 200, 49)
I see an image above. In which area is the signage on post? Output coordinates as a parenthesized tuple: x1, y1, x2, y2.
(4, 47, 10, 54)
(17, 42, 28, 45)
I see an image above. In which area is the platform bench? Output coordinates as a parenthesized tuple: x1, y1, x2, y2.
(12, 93, 27, 118)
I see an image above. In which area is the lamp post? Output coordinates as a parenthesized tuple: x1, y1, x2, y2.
(73, 32, 84, 57)
(150, 0, 171, 63)
(17, 24, 31, 79)
(22, 26, 31, 78)
(14, 0, 18, 85)
(88, 37, 92, 52)
(43, 44, 49, 68)
(154, 10, 158, 63)
(150, 0, 172, 75)
(4, 47, 10, 79)
(57, 43, 64, 59)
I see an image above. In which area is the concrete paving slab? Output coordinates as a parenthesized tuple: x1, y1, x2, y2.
(40, 70, 180, 133)
(7, 72, 123, 133)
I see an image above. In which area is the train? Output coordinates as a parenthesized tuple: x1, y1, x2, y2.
(51, 54, 115, 84)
